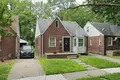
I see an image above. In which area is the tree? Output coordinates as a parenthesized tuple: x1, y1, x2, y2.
(89, 0, 120, 25)
(58, 7, 105, 27)
(0, 0, 12, 36)
(8, 0, 36, 46)
(70, 0, 120, 25)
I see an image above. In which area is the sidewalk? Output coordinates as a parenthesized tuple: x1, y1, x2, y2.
(8, 59, 45, 80)
(63, 69, 108, 80)
(17, 74, 67, 80)
(89, 53, 120, 64)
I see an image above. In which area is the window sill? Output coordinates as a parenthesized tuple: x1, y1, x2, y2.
(49, 47, 56, 48)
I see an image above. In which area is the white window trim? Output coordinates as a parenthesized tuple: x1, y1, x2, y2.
(99, 38, 101, 46)
(90, 39, 92, 46)
(107, 37, 113, 46)
(49, 37, 56, 47)
(78, 38, 84, 47)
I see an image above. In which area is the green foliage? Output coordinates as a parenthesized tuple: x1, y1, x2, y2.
(0, 0, 12, 26)
(0, 0, 12, 36)
(0, 60, 14, 80)
(87, 0, 120, 25)
(79, 56, 120, 68)
(40, 58, 86, 75)
(77, 73, 120, 80)
(9, 0, 36, 46)
(58, 7, 105, 27)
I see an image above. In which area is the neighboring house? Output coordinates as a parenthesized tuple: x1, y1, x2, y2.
(84, 22, 120, 55)
(35, 17, 87, 57)
(0, 16, 20, 58)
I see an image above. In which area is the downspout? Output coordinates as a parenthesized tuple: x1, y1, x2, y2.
(42, 34, 43, 57)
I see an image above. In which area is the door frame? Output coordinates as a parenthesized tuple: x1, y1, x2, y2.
(62, 36, 71, 52)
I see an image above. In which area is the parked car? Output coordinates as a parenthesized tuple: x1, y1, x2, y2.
(20, 45, 34, 58)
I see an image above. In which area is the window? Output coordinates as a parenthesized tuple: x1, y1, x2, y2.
(56, 20, 59, 28)
(87, 27, 89, 32)
(78, 39, 83, 47)
(49, 37, 56, 47)
(74, 38, 76, 46)
(90, 39, 92, 46)
(99, 38, 101, 46)
(107, 37, 113, 46)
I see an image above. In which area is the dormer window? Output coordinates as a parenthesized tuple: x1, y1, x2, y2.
(56, 20, 59, 28)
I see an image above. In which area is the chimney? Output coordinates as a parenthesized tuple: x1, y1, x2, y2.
(60, 16, 64, 21)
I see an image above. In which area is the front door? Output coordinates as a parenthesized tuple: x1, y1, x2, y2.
(64, 38, 70, 52)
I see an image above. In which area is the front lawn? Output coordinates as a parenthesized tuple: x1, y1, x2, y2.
(0, 60, 14, 80)
(40, 58, 86, 75)
(79, 56, 120, 69)
(110, 56, 120, 60)
(77, 73, 120, 80)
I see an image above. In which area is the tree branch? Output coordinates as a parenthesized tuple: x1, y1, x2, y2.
(69, 3, 120, 9)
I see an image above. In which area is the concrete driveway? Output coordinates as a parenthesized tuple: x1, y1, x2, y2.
(8, 59, 45, 80)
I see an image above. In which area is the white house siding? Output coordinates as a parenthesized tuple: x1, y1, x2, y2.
(73, 37, 87, 53)
(84, 22, 103, 37)
(35, 18, 41, 38)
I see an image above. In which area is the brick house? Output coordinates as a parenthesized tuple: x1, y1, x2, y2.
(35, 17, 87, 57)
(84, 22, 120, 56)
(0, 16, 20, 58)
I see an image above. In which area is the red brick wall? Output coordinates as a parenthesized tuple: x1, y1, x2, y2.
(0, 27, 20, 58)
(88, 36, 105, 55)
(43, 18, 70, 54)
(0, 36, 16, 58)
(35, 36, 42, 57)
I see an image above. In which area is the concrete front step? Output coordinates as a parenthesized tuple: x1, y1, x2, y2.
(46, 53, 77, 59)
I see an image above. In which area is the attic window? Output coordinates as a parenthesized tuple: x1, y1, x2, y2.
(56, 20, 59, 28)
(87, 27, 89, 32)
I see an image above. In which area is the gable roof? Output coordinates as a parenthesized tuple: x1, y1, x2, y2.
(89, 22, 120, 36)
(62, 21, 87, 37)
(35, 17, 87, 37)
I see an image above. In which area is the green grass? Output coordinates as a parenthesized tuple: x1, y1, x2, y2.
(77, 73, 120, 80)
(40, 58, 86, 75)
(79, 56, 120, 69)
(110, 56, 120, 59)
(0, 60, 14, 80)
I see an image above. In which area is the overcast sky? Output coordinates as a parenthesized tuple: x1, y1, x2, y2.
(32, 0, 86, 4)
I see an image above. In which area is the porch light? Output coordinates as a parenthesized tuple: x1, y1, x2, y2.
(59, 40, 62, 43)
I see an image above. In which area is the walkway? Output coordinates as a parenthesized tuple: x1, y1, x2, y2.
(89, 53, 120, 64)
(62, 59, 108, 80)
(72, 59, 97, 70)
(8, 59, 45, 80)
